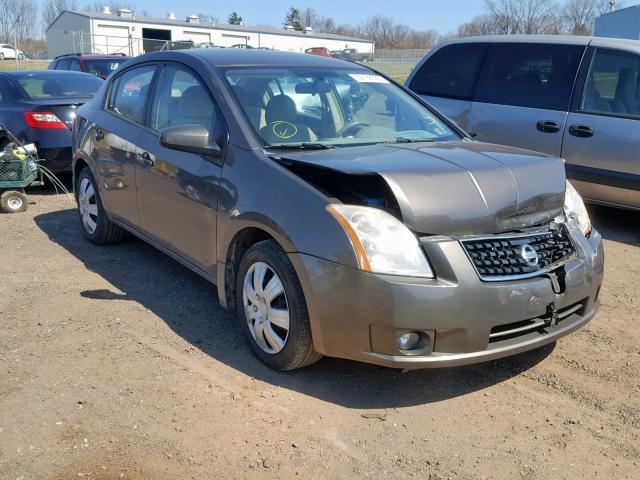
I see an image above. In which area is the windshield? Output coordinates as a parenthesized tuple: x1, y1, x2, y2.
(15, 73, 103, 100)
(223, 67, 459, 148)
(83, 59, 126, 78)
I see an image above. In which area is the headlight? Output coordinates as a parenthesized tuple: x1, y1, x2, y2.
(564, 180, 591, 237)
(326, 204, 434, 278)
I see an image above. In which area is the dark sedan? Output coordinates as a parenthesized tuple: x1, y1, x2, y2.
(0, 70, 102, 172)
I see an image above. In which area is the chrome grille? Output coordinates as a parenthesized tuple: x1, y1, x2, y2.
(461, 228, 575, 281)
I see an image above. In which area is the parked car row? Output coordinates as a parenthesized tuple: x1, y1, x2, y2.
(406, 35, 640, 211)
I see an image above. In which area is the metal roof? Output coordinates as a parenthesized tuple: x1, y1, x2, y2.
(53, 10, 373, 44)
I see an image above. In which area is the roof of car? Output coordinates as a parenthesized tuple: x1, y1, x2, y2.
(131, 48, 367, 69)
(0, 70, 99, 77)
(54, 53, 129, 59)
(441, 34, 640, 48)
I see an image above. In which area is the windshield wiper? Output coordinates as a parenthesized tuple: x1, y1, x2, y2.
(266, 142, 336, 150)
(385, 137, 436, 144)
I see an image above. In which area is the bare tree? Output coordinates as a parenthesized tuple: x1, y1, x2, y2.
(0, 0, 38, 43)
(561, 0, 623, 34)
(43, 0, 78, 30)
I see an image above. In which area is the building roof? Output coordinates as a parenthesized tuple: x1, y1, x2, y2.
(50, 10, 373, 44)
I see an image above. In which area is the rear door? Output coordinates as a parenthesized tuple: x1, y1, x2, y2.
(407, 42, 487, 130)
(562, 46, 640, 208)
(470, 42, 586, 156)
(92, 63, 157, 227)
(133, 62, 227, 273)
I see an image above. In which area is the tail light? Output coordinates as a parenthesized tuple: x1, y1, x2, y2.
(23, 112, 67, 129)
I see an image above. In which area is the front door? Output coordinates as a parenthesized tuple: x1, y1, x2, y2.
(134, 63, 227, 273)
(469, 42, 586, 156)
(561, 47, 640, 208)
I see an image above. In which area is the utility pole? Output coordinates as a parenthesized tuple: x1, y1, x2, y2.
(14, 29, 19, 70)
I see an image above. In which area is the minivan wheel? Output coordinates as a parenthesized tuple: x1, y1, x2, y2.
(77, 167, 124, 244)
(236, 240, 322, 371)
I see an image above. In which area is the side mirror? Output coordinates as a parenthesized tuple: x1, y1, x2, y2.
(160, 124, 222, 157)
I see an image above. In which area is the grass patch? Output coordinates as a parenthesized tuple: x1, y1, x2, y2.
(0, 60, 50, 71)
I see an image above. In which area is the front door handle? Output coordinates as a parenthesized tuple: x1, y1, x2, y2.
(136, 151, 154, 168)
(94, 127, 104, 141)
(536, 120, 561, 133)
(569, 125, 594, 138)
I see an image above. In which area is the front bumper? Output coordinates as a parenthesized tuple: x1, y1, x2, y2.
(290, 225, 604, 369)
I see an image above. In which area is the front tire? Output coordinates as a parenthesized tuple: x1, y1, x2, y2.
(76, 167, 124, 244)
(236, 240, 321, 371)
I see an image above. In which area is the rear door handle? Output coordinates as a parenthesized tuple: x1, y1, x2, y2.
(136, 151, 154, 168)
(94, 127, 104, 141)
(536, 120, 561, 133)
(569, 125, 594, 138)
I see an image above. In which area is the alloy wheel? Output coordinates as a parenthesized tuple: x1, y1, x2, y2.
(78, 177, 98, 234)
(242, 261, 290, 354)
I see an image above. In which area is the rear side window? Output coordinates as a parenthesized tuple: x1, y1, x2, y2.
(107, 65, 156, 125)
(56, 58, 71, 70)
(69, 59, 82, 71)
(580, 49, 640, 118)
(475, 43, 584, 111)
(409, 43, 487, 99)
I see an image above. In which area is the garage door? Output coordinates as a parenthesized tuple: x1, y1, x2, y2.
(183, 30, 211, 45)
(95, 24, 130, 55)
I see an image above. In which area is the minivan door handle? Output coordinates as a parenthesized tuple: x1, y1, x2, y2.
(569, 124, 594, 138)
(536, 120, 561, 133)
(136, 151, 154, 168)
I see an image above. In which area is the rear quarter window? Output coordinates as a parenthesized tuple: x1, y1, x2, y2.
(475, 43, 585, 111)
(409, 43, 487, 99)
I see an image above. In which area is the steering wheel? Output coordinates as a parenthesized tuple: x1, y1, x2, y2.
(337, 122, 370, 138)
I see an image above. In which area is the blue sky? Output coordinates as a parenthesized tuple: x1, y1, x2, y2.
(89, 0, 487, 33)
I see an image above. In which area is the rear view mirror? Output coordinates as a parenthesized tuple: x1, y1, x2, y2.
(160, 124, 221, 157)
(295, 81, 332, 94)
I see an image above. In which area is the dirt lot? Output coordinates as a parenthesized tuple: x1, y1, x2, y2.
(1, 187, 639, 480)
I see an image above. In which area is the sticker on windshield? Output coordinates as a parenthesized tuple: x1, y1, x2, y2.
(348, 73, 389, 84)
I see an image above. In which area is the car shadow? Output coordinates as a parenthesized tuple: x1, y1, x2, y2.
(35, 208, 555, 409)
(587, 204, 640, 246)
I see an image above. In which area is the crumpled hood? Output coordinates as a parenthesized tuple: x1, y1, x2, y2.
(274, 140, 566, 235)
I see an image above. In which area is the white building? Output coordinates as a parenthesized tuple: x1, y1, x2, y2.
(45, 9, 375, 59)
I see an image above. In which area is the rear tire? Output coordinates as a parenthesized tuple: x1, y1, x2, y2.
(76, 167, 124, 244)
(236, 240, 322, 371)
(0, 191, 28, 213)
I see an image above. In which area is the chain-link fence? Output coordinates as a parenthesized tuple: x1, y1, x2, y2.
(366, 49, 430, 82)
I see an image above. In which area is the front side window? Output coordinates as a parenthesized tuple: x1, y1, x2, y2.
(107, 65, 156, 124)
(150, 64, 216, 131)
(409, 43, 487, 99)
(475, 43, 584, 111)
(224, 67, 459, 148)
(580, 49, 640, 118)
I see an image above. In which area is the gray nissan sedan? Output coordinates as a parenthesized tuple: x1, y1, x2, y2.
(72, 49, 604, 371)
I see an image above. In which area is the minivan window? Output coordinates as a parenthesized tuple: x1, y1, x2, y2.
(107, 65, 155, 124)
(580, 49, 640, 118)
(150, 64, 216, 131)
(224, 67, 459, 147)
(475, 43, 584, 111)
(409, 43, 486, 99)
(56, 58, 71, 70)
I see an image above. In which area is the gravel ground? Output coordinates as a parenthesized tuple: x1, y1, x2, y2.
(1, 187, 639, 480)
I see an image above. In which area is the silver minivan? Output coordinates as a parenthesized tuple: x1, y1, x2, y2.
(407, 35, 640, 210)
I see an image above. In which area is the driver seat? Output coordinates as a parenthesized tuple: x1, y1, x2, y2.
(259, 95, 317, 144)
